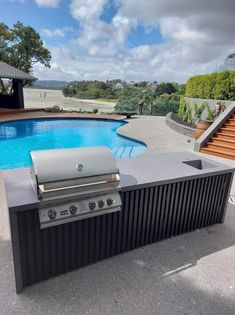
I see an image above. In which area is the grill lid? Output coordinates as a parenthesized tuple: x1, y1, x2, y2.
(30, 147, 118, 184)
(30, 147, 120, 199)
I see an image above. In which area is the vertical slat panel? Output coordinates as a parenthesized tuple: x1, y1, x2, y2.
(136, 189, 145, 247)
(215, 174, 227, 222)
(161, 184, 171, 239)
(140, 188, 149, 246)
(178, 181, 190, 234)
(89, 217, 96, 264)
(99, 214, 107, 260)
(165, 183, 176, 238)
(218, 173, 232, 222)
(111, 211, 118, 256)
(183, 180, 198, 232)
(64, 223, 71, 271)
(190, 179, 201, 231)
(154, 185, 163, 242)
(105, 213, 113, 259)
(193, 177, 207, 230)
(116, 192, 124, 254)
(131, 190, 139, 249)
(121, 191, 129, 252)
(76, 220, 83, 268)
(182, 180, 193, 233)
(127, 190, 135, 251)
(211, 174, 224, 224)
(149, 186, 159, 243)
(145, 187, 154, 244)
(173, 181, 186, 236)
(16, 173, 233, 290)
(158, 185, 167, 240)
(205, 176, 219, 226)
(94, 215, 101, 262)
(170, 182, 180, 237)
(25, 212, 36, 285)
(200, 177, 213, 227)
(33, 211, 44, 281)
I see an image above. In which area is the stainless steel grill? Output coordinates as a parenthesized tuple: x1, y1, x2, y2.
(30, 147, 122, 228)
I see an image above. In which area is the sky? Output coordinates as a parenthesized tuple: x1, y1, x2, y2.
(0, 0, 235, 83)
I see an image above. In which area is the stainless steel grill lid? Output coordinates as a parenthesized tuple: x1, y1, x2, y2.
(30, 147, 120, 199)
(30, 147, 122, 228)
(30, 146, 119, 184)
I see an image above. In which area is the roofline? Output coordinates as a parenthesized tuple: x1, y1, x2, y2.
(0, 75, 38, 81)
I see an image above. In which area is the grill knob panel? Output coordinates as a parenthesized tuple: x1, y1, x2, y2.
(69, 205, 78, 215)
(48, 209, 57, 220)
(98, 200, 105, 208)
(106, 198, 114, 206)
(89, 201, 96, 210)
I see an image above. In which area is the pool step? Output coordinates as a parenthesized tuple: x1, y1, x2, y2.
(112, 146, 145, 159)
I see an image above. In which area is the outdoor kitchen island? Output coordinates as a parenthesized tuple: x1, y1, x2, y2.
(4, 151, 234, 293)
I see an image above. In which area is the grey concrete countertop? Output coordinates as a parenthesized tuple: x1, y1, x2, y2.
(4, 151, 234, 213)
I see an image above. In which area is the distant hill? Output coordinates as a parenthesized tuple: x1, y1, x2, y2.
(31, 80, 68, 90)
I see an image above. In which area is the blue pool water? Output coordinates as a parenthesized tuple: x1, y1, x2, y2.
(0, 118, 146, 169)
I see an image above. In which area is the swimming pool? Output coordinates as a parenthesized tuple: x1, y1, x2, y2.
(0, 118, 146, 169)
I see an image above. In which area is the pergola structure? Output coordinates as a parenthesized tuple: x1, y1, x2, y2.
(0, 61, 37, 109)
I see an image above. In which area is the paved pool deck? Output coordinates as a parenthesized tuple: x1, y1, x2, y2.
(0, 114, 235, 315)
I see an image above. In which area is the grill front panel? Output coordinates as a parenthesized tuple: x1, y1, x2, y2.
(13, 173, 232, 289)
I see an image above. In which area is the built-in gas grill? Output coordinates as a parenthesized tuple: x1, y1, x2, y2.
(4, 151, 234, 293)
(30, 147, 122, 228)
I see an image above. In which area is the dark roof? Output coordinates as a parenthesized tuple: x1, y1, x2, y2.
(0, 61, 37, 81)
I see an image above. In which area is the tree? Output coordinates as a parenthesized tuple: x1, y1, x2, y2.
(0, 21, 51, 74)
(156, 82, 177, 96)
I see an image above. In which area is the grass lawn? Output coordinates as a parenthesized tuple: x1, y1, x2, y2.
(96, 98, 118, 104)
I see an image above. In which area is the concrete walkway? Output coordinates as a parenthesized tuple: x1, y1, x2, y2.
(0, 115, 235, 315)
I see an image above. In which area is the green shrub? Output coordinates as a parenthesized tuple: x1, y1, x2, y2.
(185, 71, 235, 100)
(178, 97, 187, 119)
(152, 99, 179, 116)
(205, 103, 216, 121)
(192, 101, 206, 123)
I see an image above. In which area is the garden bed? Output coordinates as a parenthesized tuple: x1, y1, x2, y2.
(171, 112, 196, 128)
(166, 112, 196, 137)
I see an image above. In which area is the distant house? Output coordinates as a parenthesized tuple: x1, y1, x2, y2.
(0, 61, 37, 109)
(115, 83, 124, 91)
(218, 53, 235, 72)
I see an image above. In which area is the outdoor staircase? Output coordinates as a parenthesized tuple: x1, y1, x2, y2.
(201, 113, 235, 160)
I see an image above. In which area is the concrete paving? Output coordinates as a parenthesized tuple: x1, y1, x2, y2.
(0, 115, 235, 314)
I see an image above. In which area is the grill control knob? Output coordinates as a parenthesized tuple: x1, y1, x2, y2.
(89, 201, 96, 210)
(69, 205, 78, 215)
(48, 209, 57, 220)
(106, 198, 114, 206)
(98, 200, 105, 208)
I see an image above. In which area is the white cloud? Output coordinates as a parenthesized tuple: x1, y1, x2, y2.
(42, 27, 74, 37)
(34, 0, 235, 82)
(70, 0, 107, 21)
(35, 0, 59, 8)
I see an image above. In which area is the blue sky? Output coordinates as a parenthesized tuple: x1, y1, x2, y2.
(0, 0, 234, 82)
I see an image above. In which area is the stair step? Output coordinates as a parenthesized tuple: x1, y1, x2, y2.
(216, 131, 235, 138)
(218, 128, 235, 135)
(207, 141, 235, 151)
(200, 147, 235, 160)
(226, 120, 235, 125)
(222, 125, 235, 130)
(210, 137, 235, 145)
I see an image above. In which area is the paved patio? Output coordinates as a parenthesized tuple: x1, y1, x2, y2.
(0, 115, 235, 314)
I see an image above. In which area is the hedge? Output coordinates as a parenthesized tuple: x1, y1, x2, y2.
(185, 71, 235, 100)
